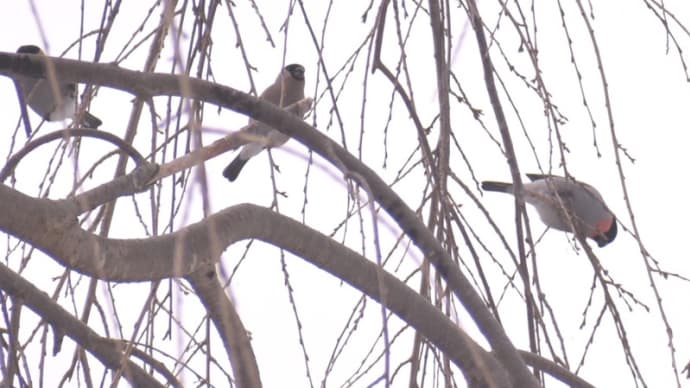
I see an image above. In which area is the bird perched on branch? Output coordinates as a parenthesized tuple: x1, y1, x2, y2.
(481, 173, 617, 247)
(222, 63, 306, 182)
(14, 45, 102, 131)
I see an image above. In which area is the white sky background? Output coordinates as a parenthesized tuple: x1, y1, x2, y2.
(1, 1, 690, 387)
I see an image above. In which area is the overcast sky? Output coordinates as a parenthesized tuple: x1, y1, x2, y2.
(1, 1, 690, 387)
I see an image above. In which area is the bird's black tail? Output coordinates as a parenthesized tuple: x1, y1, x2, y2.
(223, 156, 249, 182)
(481, 181, 513, 193)
(81, 112, 102, 128)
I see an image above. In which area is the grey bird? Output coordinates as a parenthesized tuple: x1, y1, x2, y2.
(481, 173, 617, 247)
(222, 63, 306, 182)
(15, 45, 102, 129)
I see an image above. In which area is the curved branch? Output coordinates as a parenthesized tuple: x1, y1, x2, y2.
(0, 51, 305, 125)
(0, 50, 533, 386)
(0, 128, 147, 182)
(0, 184, 511, 384)
(0, 263, 169, 388)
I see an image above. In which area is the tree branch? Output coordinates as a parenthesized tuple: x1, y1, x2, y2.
(0, 263, 169, 387)
(0, 185, 513, 384)
(0, 50, 532, 385)
(186, 264, 263, 388)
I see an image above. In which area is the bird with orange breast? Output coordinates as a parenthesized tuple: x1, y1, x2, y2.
(481, 174, 617, 247)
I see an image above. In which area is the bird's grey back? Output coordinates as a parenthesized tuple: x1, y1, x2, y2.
(524, 176, 609, 233)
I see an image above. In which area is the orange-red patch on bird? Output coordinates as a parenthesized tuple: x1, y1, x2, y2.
(595, 216, 614, 236)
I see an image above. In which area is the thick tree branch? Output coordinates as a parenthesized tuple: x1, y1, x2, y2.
(186, 265, 263, 388)
(0, 183, 512, 384)
(0, 50, 533, 385)
(0, 263, 169, 387)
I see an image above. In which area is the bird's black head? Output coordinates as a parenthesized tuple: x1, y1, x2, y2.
(285, 64, 305, 81)
(593, 218, 617, 247)
(17, 45, 42, 54)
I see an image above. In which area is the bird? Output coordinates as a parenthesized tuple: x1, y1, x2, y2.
(481, 173, 617, 247)
(222, 63, 306, 182)
(14, 45, 102, 130)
